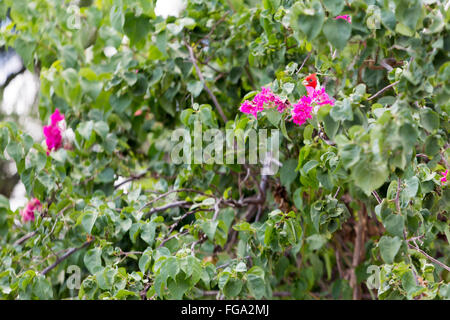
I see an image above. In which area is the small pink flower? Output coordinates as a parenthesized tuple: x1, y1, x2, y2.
(239, 87, 287, 118)
(441, 170, 448, 184)
(240, 100, 262, 118)
(50, 108, 64, 125)
(311, 88, 334, 106)
(335, 15, 351, 23)
(20, 198, 41, 223)
(291, 96, 313, 126)
(43, 108, 65, 155)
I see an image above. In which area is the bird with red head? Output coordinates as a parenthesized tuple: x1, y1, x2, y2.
(302, 73, 318, 89)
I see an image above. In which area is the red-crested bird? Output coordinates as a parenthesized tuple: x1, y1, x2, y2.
(302, 73, 318, 90)
(302, 73, 321, 97)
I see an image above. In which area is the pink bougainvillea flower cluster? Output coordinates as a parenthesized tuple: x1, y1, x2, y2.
(239, 87, 288, 118)
(239, 74, 334, 127)
(20, 198, 41, 223)
(310, 87, 334, 106)
(335, 15, 352, 23)
(291, 96, 314, 126)
(43, 108, 65, 155)
(290, 85, 334, 126)
(441, 170, 448, 184)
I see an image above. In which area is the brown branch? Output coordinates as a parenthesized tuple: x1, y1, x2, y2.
(212, 197, 223, 221)
(185, 40, 228, 123)
(416, 153, 429, 162)
(144, 201, 192, 218)
(14, 231, 37, 246)
(372, 190, 382, 204)
(408, 243, 450, 272)
(196, 12, 230, 46)
(334, 187, 341, 199)
(350, 204, 367, 300)
(296, 51, 312, 74)
(158, 230, 189, 248)
(395, 177, 401, 213)
(367, 81, 400, 101)
(139, 188, 212, 212)
(41, 238, 94, 275)
(114, 172, 148, 189)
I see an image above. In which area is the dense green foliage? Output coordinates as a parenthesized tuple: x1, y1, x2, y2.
(0, 0, 449, 300)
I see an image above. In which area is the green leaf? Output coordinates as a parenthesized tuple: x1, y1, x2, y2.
(306, 234, 327, 250)
(141, 221, 156, 246)
(187, 80, 203, 97)
(200, 220, 218, 241)
(265, 108, 282, 127)
(293, 1, 325, 41)
(129, 223, 141, 243)
(378, 236, 402, 264)
(330, 98, 353, 121)
(246, 266, 265, 299)
(109, 94, 132, 113)
(383, 214, 404, 238)
(32, 275, 53, 300)
(110, 5, 124, 32)
(96, 267, 117, 290)
(351, 158, 389, 196)
(323, 114, 339, 140)
(148, 45, 164, 61)
(84, 247, 103, 274)
(181, 255, 202, 286)
(340, 144, 361, 170)
(167, 273, 190, 299)
(97, 168, 115, 183)
(77, 121, 94, 140)
(323, 18, 352, 50)
(280, 159, 298, 188)
(14, 37, 36, 70)
(420, 108, 440, 132)
(401, 270, 422, 297)
(6, 141, 22, 163)
(293, 188, 303, 210)
(322, 0, 344, 15)
(81, 211, 98, 234)
(403, 176, 419, 199)
(123, 13, 151, 45)
(223, 278, 243, 298)
(394, 0, 422, 33)
(94, 121, 109, 139)
(399, 123, 418, 147)
(139, 249, 152, 273)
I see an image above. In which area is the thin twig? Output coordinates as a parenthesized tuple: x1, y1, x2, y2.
(114, 172, 148, 189)
(144, 201, 192, 218)
(185, 39, 228, 123)
(216, 255, 251, 269)
(395, 178, 401, 213)
(139, 188, 212, 212)
(296, 51, 312, 74)
(367, 81, 400, 101)
(41, 238, 94, 275)
(408, 243, 450, 272)
(334, 187, 341, 199)
(372, 191, 382, 204)
(212, 198, 223, 221)
(196, 12, 230, 45)
(158, 230, 189, 248)
(14, 231, 37, 246)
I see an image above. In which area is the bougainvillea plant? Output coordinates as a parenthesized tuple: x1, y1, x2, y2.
(0, 0, 448, 300)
